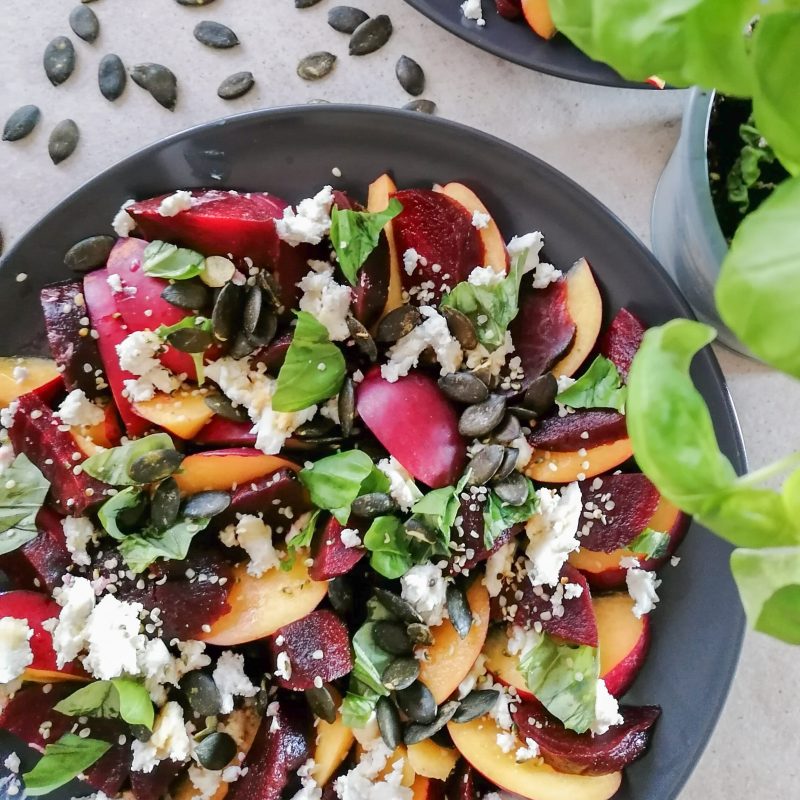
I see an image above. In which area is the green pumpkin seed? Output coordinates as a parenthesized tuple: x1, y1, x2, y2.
(395, 681, 436, 724)
(346, 315, 378, 362)
(396, 55, 425, 97)
(295, 416, 337, 440)
(349, 14, 392, 56)
(328, 6, 369, 33)
(522, 373, 558, 416)
(194, 20, 240, 48)
(373, 620, 413, 656)
(218, 71, 255, 100)
(69, 4, 100, 43)
(493, 471, 530, 505)
(243, 285, 263, 335)
(382, 658, 419, 691)
(375, 304, 421, 343)
(338, 377, 356, 438)
(376, 696, 402, 750)
(297, 52, 337, 81)
(128, 448, 183, 484)
(167, 326, 214, 353)
(64, 235, 116, 272)
(373, 588, 424, 625)
(328, 577, 353, 616)
(467, 444, 505, 486)
(351, 492, 397, 519)
(183, 491, 231, 519)
(441, 306, 478, 351)
(44, 36, 76, 86)
(257, 271, 284, 312)
(195, 731, 237, 770)
(406, 622, 433, 646)
(150, 477, 181, 529)
(180, 670, 221, 717)
(403, 699, 460, 744)
(296, 0, 324, 6)
(2, 105, 41, 142)
(459, 394, 507, 438)
(130, 63, 178, 111)
(490, 413, 521, 445)
(492, 447, 519, 483)
(130, 724, 151, 742)
(229, 332, 258, 360)
(49, 120, 80, 165)
(202, 256, 236, 287)
(438, 372, 488, 405)
(162, 280, 212, 311)
(451, 689, 499, 723)
(403, 99, 436, 115)
(446, 584, 473, 639)
(507, 405, 538, 422)
(212, 281, 244, 342)
(204, 393, 250, 423)
(305, 685, 337, 723)
(98, 54, 126, 102)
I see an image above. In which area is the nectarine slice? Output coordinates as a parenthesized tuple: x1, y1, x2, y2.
(594, 594, 650, 697)
(407, 738, 459, 781)
(199, 555, 327, 646)
(367, 173, 404, 319)
(551, 259, 603, 379)
(411, 777, 434, 800)
(483, 627, 532, 700)
(419, 581, 490, 704)
(524, 438, 633, 483)
(134, 389, 216, 440)
(0, 357, 60, 407)
(174, 449, 299, 495)
(521, 0, 557, 39)
(311, 688, 354, 786)
(447, 716, 621, 800)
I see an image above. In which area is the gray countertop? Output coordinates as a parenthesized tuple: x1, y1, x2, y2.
(1, 1, 799, 797)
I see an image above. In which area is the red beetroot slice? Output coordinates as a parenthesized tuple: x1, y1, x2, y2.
(251, 332, 292, 375)
(391, 189, 484, 303)
(598, 308, 647, 380)
(445, 760, 481, 800)
(579, 473, 660, 553)
(527, 410, 628, 452)
(131, 759, 186, 800)
(512, 702, 661, 776)
(510, 279, 576, 389)
(7, 392, 108, 515)
(309, 516, 366, 581)
(29, 375, 67, 409)
(267, 609, 353, 690)
(495, 0, 522, 18)
(40, 281, 106, 399)
(195, 417, 257, 447)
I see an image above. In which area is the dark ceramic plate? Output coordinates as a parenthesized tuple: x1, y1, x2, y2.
(0, 106, 744, 799)
(405, 0, 646, 87)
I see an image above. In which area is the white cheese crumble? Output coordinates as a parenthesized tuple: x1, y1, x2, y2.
(507, 231, 563, 289)
(461, 0, 486, 26)
(11, 366, 28, 383)
(467, 265, 504, 287)
(81, 594, 146, 680)
(465, 330, 515, 378)
(496, 731, 516, 753)
(622, 558, 661, 618)
(158, 190, 194, 217)
(590, 679, 623, 735)
(333, 739, 412, 800)
(0, 618, 33, 683)
(483, 541, 516, 598)
(56, 389, 106, 427)
(510, 434, 533, 471)
(457, 653, 487, 699)
(290, 758, 322, 800)
(188, 765, 224, 800)
(402, 248, 425, 276)
(297, 262, 352, 341)
(515, 738, 541, 762)
(131, 701, 194, 772)
(275, 651, 292, 681)
(3, 753, 20, 773)
(220, 515, 280, 578)
(400, 563, 448, 627)
(377, 456, 421, 511)
(339, 528, 362, 549)
(49, 577, 96, 668)
(471, 210, 491, 230)
(117, 330, 181, 402)
(61, 517, 97, 567)
(276, 186, 334, 246)
(107, 273, 124, 293)
(0, 445, 15, 476)
(112, 199, 136, 237)
(0, 400, 18, 430)
(212, 651, 258, 714)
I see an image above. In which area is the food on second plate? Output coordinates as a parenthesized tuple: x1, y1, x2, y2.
(461, 0, 557, 40)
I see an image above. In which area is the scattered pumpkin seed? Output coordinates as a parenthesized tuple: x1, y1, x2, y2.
(295, 0, 324, 6)
(167, 326, 214, 353)
(404, 699, 460, 744)
(459, 394, 507, 438)
(404, 518, 437, 546)
(396, 681, 436, 725)
(396, 55, 425, 97)
(2, 105, 41, 142)
(493, 447, 519, 483)
(243, 284, 264, 336)
(195, 731, 237, 770)
(375, 304, 421, 343)
(349, 15, 393, 56)
(493, 470, 530, 505)
(305, 685, 337, 723)
(204, 393, 249, 423)
(128, 448, 183, 484)
(130, 63, 178, 111)
(522, 373, 558, 416)
(64, 235, 115, 272)
(218, 71, 255, 100)
(351, 492, 397, 518)
(373, 620, 413, 656)
(403, 99, 437, 115)
(328, 6, 369, 34)
(98, 54, 126, 101)
(212, 281, 244, 341)
(441, 306, 478, 350)
(183, 490, 230, 519)
(328, 577, 353, 616)
(467, 444, 505, 486)
(69, 4, 100, 43)
(490, 413, 521, 445)
(451, 689, 499, 723)
(338, 377, 356, 438)
(382, 657, 420, 691)
(44, 36, 76, 86)
(446, 584, 473, 639)
(406, 622, 433, 646)
(438, 372, 488, 405)
(295, 416, 337, 440)
(161, 280, 211, 311)
(507, 405, 537, 422)
(180, 670, 221, 716)
(376, 696, 402, 750)
(373, 588, 424, 625)
(297, 52, 337, 81)
(202, 256, 236, 287)
(194, 20, 239, 49)
(346, 315, 378, 362)
(150, 477, 181, 529)
(48, 119, 80, 165)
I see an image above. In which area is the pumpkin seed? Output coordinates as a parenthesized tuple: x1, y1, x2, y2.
(2, 105, 41, 142)
(195, 731, 237, 770)
(351, 492, 397, 519)
(404, 518, 436, 546)
(183, 490, 230, 519)
(98, 54, 127, 101)
(459, 394, 507, 438)
(375, 304, 421, 343)
(297, 52, 337, 81)
(257, 271, 283, 311)
(338, 377, 356, 438)
(295, 0, 324, 6)
(522, 373, 558, 416)
(243, 285, 264, 335)
(373, 620, 413, 656)
(212, 281, 243, 342)
(328, 6, 369, 34)
(150, 477, 181, 529)
(507, 405, 538, 422)
(470, 363, 494, 387)
(48, 120, 80, 165)
(376, 696, 402, 750)
(64, 235, 116, 272)
(202, 256, 236, 287)
(493, 471, 529, 506)
(451, 689, 499, 723)
(346, 315, 378, 362)
(404, 699, 460, 744)
(395, 55, 426, 96)
(69, 4, 100, 43)
(406, 622, 433, 646)
(382, 658, 420, 691)
(305, 685, 337, 723)
(167, 326, 214, 353)
(44, 36, 76, 86)
(328, 577, 353, 616)
(395, 681, 436, 725)
(438, 372, 488, 405)
(218, 71, 255, 100)
(490, 413, 521, 445)
(228, 332, 256, 360)
(176, 0, 218, 5)
(467, 444, 504, 486)
(204, 393, 249, 423)
(349, 14, 393, 56)
(493, 447, 519, 483)
(194, 20, 239, 49)
(180, 670, 221, 717)
(128, 448, 183, 484)
(374, 588, 424, 625)
(130, 63, 178, 111)
(446, 584, 473, 639)
(295, 416, 337, 440)
(403, 99, 437, 115)
(441, 306, 478, 350)
(130, 724, 151, 742)
(162, 280, 211, 311)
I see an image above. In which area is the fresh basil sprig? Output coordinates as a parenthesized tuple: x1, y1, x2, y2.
(282, 509, 321, 572)
(0, 453, 50, 555)
(23, 734, 111, 797)
(143, 241, 205, 280)
(98, 487, 142, 540)
(156, 315, 213, 384)
(54, 678, 154, 729)
(82, 433, 177, 486)
(363, 516, 414, 579)
(411, 471, 471, 547)
(556, 355, 627, 412)
(117, 516, 211, 574)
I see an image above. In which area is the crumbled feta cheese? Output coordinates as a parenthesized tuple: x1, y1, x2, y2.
(483, 541, 516, 598)
(457, 653, 487, 699)
(0, 618, 33, 683)
(556, 375, 575, 394)
(3, 753, 20, 773)
(507, 624, 537, 660)
(275, 651, 292, 681)
(62, 517, 97, 567)
(81, 595, 146, 680)
(11, 366, 28, 383)
(515, 738, 540, 762)
(461, 0, 486, 26)
(468, 265, 504, 287)
(381, 306, 462, 382)
(131, 701, 194, 772)
(400, 564, 448, 627)
(507, 231, 563, 289)
(290, 759, 322, 800)
(377, 457, 421, 511)
(320, 396, 341, 425)
(623, 562, 661, 618)
(188, 766, 224, 800)
(334, 738, 412, 800)
(402, 248, 425, 276)
(486, 679, 516, 731)
(107, 273, 124, 293)
(117, 330, 181, 402)
(297, 263, 352, 341)
(564, 582, 584, 600)
(112, 200, 136, 237)
(339, 528, 362, 549)
(212, 651, 258, 714)
(56, 390, 106, 428)
(49, 577, 96, 668)
(276, 186, 334, 246)
(221, 515, 280, 578)
(1, 400, 19, 430)
(471, 210, 491, 230)
(524, 482, 582, 587)
(0, 445, 15, 476)
(590, 679, 623, 735)
(496, 731, 516, 753)
(158, 190, 194, 217)
(531, 261, 563, 289)
(465, 330, 515, 377)
(510, 434, 533, 471)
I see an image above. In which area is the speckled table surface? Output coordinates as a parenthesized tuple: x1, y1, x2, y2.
(1, 1, 798, 797)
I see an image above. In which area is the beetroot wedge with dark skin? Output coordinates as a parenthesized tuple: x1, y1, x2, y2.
(131, 759, 186, 800)
(29, 375, 67, 409)
(445, 759, 481, 800)
(194, 417, 257, 447)
(309, 516, 366, 581)
(250, 332, 292, 376)
(598, 308, 647, 380)
(495, 0, 522, 18)
(7, 392, 108, 515)
(268, 609, 353, 690)
(513, 702, 661, 776)
(40, 281, 107, 399)
(527, 410, 628, 452)
(580, 473, 661, 553)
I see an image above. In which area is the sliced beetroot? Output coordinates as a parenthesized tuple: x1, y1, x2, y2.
(579, 473, 661, 553)
(495, 0, 522, 18)
(527, 410, 628, 452)
(7, 392, 108, 515)
(194, 417, 257, 447)
(449, 491, 517, 576)
(513, 702, 661, 776)
(309, 516, 366, 581)
(352, 233, 390, 328)
(445, 759, 481, 800)
(131, 759, 186, 800)
(83, 721, 132, 797)
(598, 308, 647, 380)
(0, 683, 73, 748)
(30, 375, 67, 409)
(251, 332, 292, 375)
(356, 367, 466, 488)
(510, 279, 576, 389)
(391, 189, 484, 303)
(267, 609, 352, 690)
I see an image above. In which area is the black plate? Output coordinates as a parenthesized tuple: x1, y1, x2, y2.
(0, 106, 744, 800)
(405, 0, 647, 87)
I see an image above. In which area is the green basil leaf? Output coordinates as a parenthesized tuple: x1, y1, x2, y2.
(81, 433, 177, 486)
(331, 198, 403, 285)
(518, 633, 600, 734)
(282, 509, 321, 572)
(23, 734, 111, 797)
(341, 690, 379, 729)
(156, 315, 213, 340)
(272, 311, 346, 412)
(483, 478, 538, 549)
(716, 175, 800, 377)
(629, 528, 671, 559)
(556, 355, 627, 413)
(54, 678, 154, 729)
(118, 516, 210, 573)
(0, 453, 50, 555)
(143, 241, 205, 280)
(299, 450, 389, 525)
(362, 516, 414, 579)
(98, 487, 143, 540)
(726, 115, 779, 214)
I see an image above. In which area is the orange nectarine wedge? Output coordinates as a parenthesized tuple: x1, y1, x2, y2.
(175, 449, 299, 495)
(524, 438, 633, 483)
(311, 688, 355, 786)
(407, 738, 459, 781)
(521, 0, 557, 39)
(367, 173, 404, 319)
(0, 357, 60, 407)
(134, 389, 215, 440)
(594, 594, 650, 697)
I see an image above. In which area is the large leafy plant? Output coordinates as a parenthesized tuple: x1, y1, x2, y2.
(549, 0, 800, 643)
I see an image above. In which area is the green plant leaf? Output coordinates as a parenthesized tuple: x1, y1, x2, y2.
(81, 433, 177, 486)
(23, 734, 111, 797)
(483, 478, 538, 549)
(556, 355, 627, 412)
(272, 312, 346, 412)
(629, 528, 671, 559)
(0, 453, 50, 555)
(411, 471, 471, 548)
(54, 678, 154, 729)
(97, 487, 143, 540)
(156, 315, 213, 341)
(362, 516, 414, 579)
(118, 516, 210, 573)
(330, 198, 403, 285)
(142, 241, 205, 280)
(282, 509, 321, 572)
